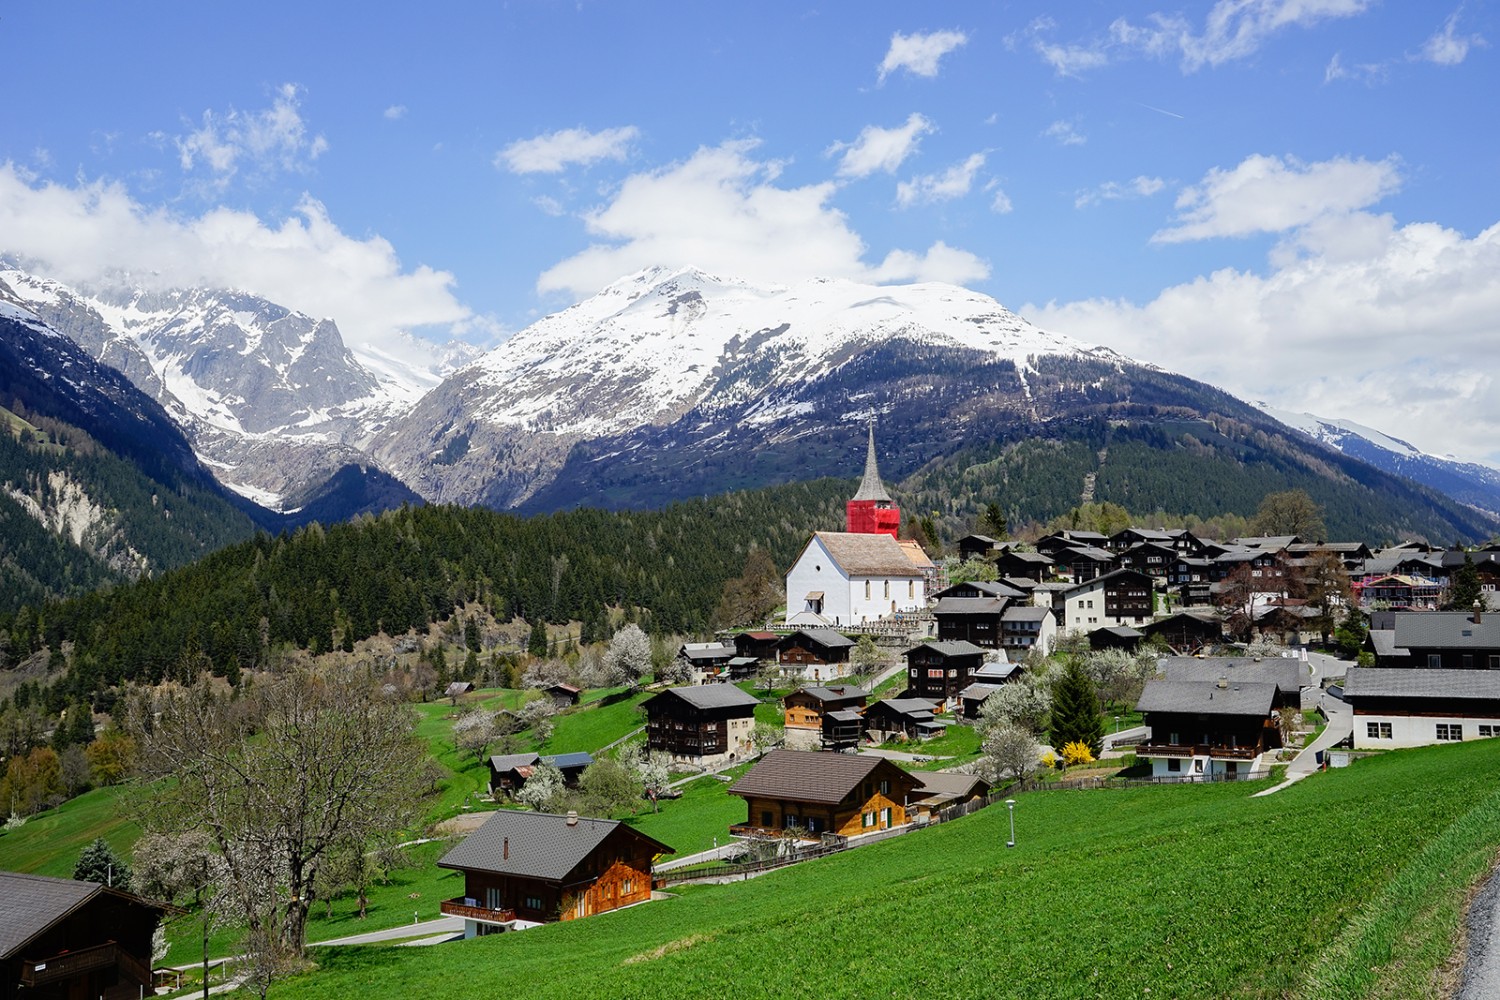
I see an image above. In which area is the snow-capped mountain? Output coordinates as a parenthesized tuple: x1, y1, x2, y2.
(0, 262, 451, 507)
(373, 265, 1131, 508)
(1257, 403, 1500, 518)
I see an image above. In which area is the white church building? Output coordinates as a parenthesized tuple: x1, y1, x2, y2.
(785, 531, 932, 627)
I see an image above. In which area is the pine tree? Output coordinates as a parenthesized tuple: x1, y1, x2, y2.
(1445, 552, 1483, 611)
(1049, 660, 1105, 755)
(74, 836, 131, 888)
(527, 619, 550, 659)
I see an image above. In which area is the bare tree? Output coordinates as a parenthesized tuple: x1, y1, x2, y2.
(135, 668, 428, 961)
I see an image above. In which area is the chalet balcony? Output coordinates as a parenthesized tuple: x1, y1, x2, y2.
(21, 941, 121, 987)
(440, 898, 517, 924)
(1136, 742, 1260, 761)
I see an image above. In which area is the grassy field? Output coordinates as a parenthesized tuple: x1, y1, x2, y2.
(542, 690, 652, 755)
(268, 739, 1500, 1000)
(622, 764, 754, 860)
(0, 784, 142, 876)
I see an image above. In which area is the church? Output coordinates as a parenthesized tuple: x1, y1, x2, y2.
(784, 427, 933, 627)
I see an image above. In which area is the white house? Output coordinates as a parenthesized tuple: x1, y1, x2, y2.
(1343, 667, 1500, 749)
(1056, 568, 1155, 635)
(785, 531, 928, 627)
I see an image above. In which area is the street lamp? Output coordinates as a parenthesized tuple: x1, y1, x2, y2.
(1005, 798, 1016, 848)
(1114, 715, 1120, 733)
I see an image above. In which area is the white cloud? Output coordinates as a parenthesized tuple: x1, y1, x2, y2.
(990, 188, 1014, 214)
(1043, 119, 1087, 146)
(1027, 212, 1500, 466)
(1075, 175, 1166, 209)
(171, 83, 328, 187)
(534, 140, 989, 298)
(896, 153, 986, 207)
(384, 104, 408, 120)
(1154, 153, 1401, 242)
(828, 114, 934, 178)
(1323, 52, 1387, 84)
(533, 194, 566, 216)
(878, 29, 968, 82)
(496, 125, 640, 174)
(0, 164, 471, 373)
(1420, 10, 1486, 66)
(1034, 0, 1373, 75)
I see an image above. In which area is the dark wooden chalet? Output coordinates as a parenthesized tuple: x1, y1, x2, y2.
(993, 550, 1054, 581)
(1135, 678, 1281, 779)
(778, 629, 856, 669)
(545, 683, 581, 708)
(1157, 657, 1306, 710)
(1117, 542, 1178, 577)
(822, 709, 867, 750)
(488, 751, 595, 795)
(728, 750, 919, 839)
(643, 684, 760, 764)
(1387, 610, 1500, 670)
(734, 631, 782, 662)
(956, 534, 1002, 562)
(933, 597, 1007, 648)
(1053, 545, 1116, 583)
(863, 698, 941, 741)
(903, 641, 988, 704)
(931, 579, 1026, 601)
(1141, 609, 1224, 653)
(1088, 626, 1144, 651)
(1, 872, 173, 1000)
(909, 771, 991, 819)
(1035, 530, 1110, 556)
(783, 684, 869, 745)
(438, 810, 671, 932)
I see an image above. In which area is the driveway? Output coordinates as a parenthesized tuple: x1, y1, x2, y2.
(311, 916, 464, 947)
(1252, 687, 1353, 796)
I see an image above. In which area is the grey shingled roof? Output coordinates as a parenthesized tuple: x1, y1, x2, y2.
(1136, 679, 1277, 716)
(911, 771, 990, 800)
(490, 752, 542, 772)
(728, 749, 887, 804)
(0, 872, 100, 959)
(1002, 605, 1051, 622)
(810, 532, 921, 576)
(655, 684, 761, 711)
(1344, 667, 1500, 701)
(787, 628, 857, 650)
(933, 597, 1007, 616)
(1367, 630, 1409, 659)
(796, 684, 870, 703)
(973, 661, 1020, 682)
(1392, 611, 1500, 649)
(438, 811, 669, 882)
(905, 640, 988, 658)
(958, 682, 1001, 701)
(544, 751, 595, 770)
(826, 709, 865, 723)
(851, 425, 893, 502)
(1158, 657, 1307, 695)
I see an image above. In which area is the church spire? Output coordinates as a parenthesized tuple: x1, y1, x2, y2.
(851, 422, 892, 503)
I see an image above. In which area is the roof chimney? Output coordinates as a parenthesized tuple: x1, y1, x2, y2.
(1474, 600, 1484, 625)
(503, 837, 509, 860)
(1217, 676, 1228, 689)
(567, 810, 579, 826)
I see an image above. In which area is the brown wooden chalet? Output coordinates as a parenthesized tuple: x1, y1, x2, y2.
(933, 597, 1006, 648)
(903, 641, 987, 705)
(1035, 530, 1110, 555)
(956, 534, 1003, 562)
(908, 771, 991, 819)
(1, 871, 173, 1000)
(1141, 609, 1224, 653)
(438, 810, 671, 934)
(778, 629, 856, 670)
(1117, 542, 1178, 577)
(643, 684, 760, 765)
(1088, 626, 1144, 651)
(544, 683, 581, 708)
(488, 751, 595, 795)
(993, 550, 1054, 581)
(1384, 610, 1500, 670)
(783, 684, 868, 746)
(733, 631, 782, 662)
(932, 579, 1027, 601)
(1135, 678, 1280, 779)
(863, 698, 942, 741)
(728, 750, 919, 839)
(1054, 545, 1117, 583)
(1156, 657, 1306, 710)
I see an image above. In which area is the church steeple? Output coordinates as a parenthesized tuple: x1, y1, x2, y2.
(845, 422, 901, 537)
(851, 423, 893, 504)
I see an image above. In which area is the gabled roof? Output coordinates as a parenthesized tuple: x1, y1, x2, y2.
(490, 752, 542, 772)
(791, 684, 870, 704)
(1366, 630, 1409, 659)
(729, 749, 908, 804)
(804, 532, 924, 577)
(932, 580, 1026, 600)
(1002, 605, 1051, 622)
(868, 698, 938, 720)
(1231, 535, 1302, 550)
(973, 661, 1020, 682)
(785, 628, 856, 649)
(911, 771, 991, 800)
(648, 684, 762, 711)
(0, 872, 170, 960)
(998, 550, 1055, 564)
(826, 709, 865, 723)
(679, 643, 737, 661)
(438, 811, 671, 882)
(904, 640, 988, 658)
(1391, 611, 1500, 649)
(1058, 544, 1116, 562)
(933, 596, 1007, 616)
(1089, 625, 1144, 639)
(544, 751, 595, 770)
(1136, 679, 1277, 716)
(1063, 567, 1153, 593)
(958, 682, 1002, 701)
(1157, 656, 1307, 695)
(1344, 666, 1500, 701)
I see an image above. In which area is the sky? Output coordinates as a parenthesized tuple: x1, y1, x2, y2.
(2, 1, 1497, 465)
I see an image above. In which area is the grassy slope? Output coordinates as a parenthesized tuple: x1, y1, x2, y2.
(0, 784, 141, 877)
(272, 740, 1500, 1000)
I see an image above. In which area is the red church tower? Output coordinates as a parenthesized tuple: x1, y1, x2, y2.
(845, 424, 901, 538)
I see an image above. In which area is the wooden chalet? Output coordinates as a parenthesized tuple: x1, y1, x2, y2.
(438, 810, 671, 934)
(1, 871, 173, 1000)
(1135, 678, 1280, 779)
(727, 750, 919, 839)
(778, 628, 856, 680)
(677, 642, 738, 680)
(1053, 545, 1116, 583)
(783, 685, 868, 749)
(643, 684, 760, 766)
(993, 550, 1054, 581)
(931, 579, 1027, 601)
(1344, 667, 1500, 749)
(1385, 610, 1500, 670)
(545, 683, 582, 708)
(1156, 657, 1306, 710)
(1141, 609, 1223, 653)
(444, 681, 475, 700)
(1088, 626, 1144, 651)
(1117, 542, 1178, 577)
(733, 631, 782, 663)
(1056, 568, 1155, 633)
(863, 698, 942, 741)
(933, 597, 1007, 648)
(1035, 531, 1110, 556)
(488, 751, 595, 795)
(956, 534, 1003, 562)
(903, 641, 987, 705)
(908, 771, 991, 819)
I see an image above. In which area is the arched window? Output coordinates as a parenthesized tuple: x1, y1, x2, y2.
(864, 580, 871, 600)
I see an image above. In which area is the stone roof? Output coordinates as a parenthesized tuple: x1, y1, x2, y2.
(729, 749, 890, 804)
(786, 628, 857, 650)
(933, 597, 1007, 616)
(794, 684, 869, 702)
(1136, 679, 1277, 717)
(438, 810, 670, 882)
(1392, 611, 1500, 649)
(1344, 666, 1500, 701)
(545, 751, 595, 770)
(651, 684, 762, 711)
(1367, 630, 1409, 659)
(489, 752, 542, 772)
(911, 771, 991, 801)
(812, 532, 925, 577)
(1002, 605, 1052, 622)
(904, 640, 988, 658)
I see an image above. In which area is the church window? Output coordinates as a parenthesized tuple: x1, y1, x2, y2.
(865, 581, 870, 599)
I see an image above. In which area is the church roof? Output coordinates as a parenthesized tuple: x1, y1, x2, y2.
(850, 424, 893, 503)
(814, 532, 925, 577)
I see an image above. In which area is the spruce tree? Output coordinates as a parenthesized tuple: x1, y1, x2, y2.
(1445, 552, 1483, 612)
(527, 620, 549, 659)
(1049, 660, 1105, 755)
(74, 837, 131, 888)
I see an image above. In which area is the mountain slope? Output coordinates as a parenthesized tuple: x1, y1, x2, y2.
(1256, 403, 1500, 519)
(0, 299, 259, 615)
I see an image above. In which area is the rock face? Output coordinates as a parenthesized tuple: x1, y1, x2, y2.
(0, 264, 426, 508)
(372, 266, 1125, 509)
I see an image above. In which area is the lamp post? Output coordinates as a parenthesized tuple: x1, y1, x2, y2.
(1005, 798, 1016, 848)
(1114, 715, 1120, 734)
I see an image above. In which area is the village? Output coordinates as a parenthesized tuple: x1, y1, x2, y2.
(4, 427, 1500, 998)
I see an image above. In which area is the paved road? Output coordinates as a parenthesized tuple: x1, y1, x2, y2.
(1457, 867, 1500, 1000)
(1252, 688, 1353, 797)
(310, 916, 464, 947)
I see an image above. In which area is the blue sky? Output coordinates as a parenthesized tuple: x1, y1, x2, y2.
(2, 1, 1497, 463)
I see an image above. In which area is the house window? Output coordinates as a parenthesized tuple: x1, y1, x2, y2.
(1366, 722, 1392, 739)
(1480, 725, 1495, 737)
(865, 580, 871, 600)
(1464, 654, 1475, 669)
(524, 895, 543, 911)
(1428, 654, 1442, 668)
(1490, 656, 1500, 670)
(1167, 757, 1181, 772)
(927, 669, 944, 678)
(909, 668, 917, 677)
(1436, 723, 1463, 741)
(622, 878, 634, 894)
(486, 887, 502, 909)
(879, 779, 889, 795)
(881, 807, 893, 827)
(909, 581, 915, 599)
(762, 810, 773, 827)
(863, 811, 875, 828)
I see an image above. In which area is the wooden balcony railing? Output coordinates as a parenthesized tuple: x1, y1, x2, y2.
(21, 941, 120, 986)
(1136, 742, 1260, 761)
(440, 898, 517, 924)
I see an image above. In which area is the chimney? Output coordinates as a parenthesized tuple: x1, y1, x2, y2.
(1217, 676, 1228, 689)
(503, 837, 509, 860)
(1475, 600, 1484, 625)
(567, 810, 579, 826)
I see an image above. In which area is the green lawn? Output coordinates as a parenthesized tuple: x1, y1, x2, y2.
(622, 764, 754, 861)
(541, 690, 652, 755)
(269, 739, 1500, 1000)
(0, 784, 142, 877)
